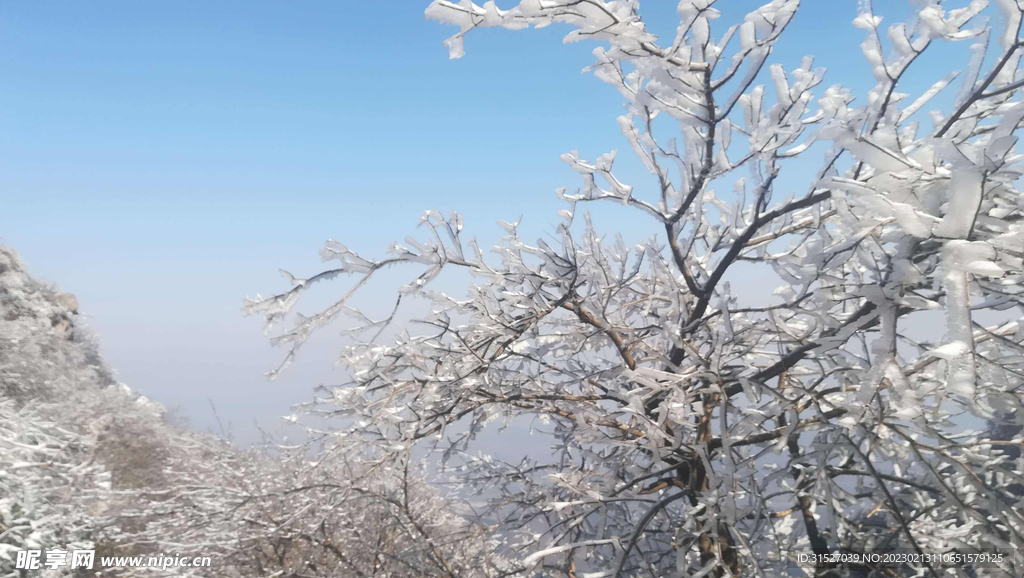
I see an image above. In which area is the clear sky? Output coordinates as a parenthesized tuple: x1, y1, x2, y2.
(1, 1, 975, 443)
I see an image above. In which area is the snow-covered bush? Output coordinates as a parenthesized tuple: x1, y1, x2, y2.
(248, 1, 1024, 576)
(0, 399, 108, 577)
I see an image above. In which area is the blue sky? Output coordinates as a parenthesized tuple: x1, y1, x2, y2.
(0, 1, 976, 442)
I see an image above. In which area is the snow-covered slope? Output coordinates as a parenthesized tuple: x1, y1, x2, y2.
(0, 246, 502, 578)
(0, 245, 224, 576)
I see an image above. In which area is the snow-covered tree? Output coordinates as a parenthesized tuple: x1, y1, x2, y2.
(248, 1, 1024, 575)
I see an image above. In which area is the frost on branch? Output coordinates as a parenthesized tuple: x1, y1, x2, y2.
(252, 1, 1024, 575)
